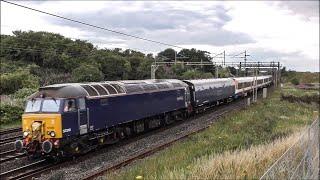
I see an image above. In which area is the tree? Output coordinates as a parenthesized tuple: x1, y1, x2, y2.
(157, 48, 176, 61)
(178, 48, 211, 62)
(137, 58, 152, 79)
(127, 56, 145, 79)
(89, 50, 129, 80)
(0, 70, 39, 94)
(72, 64, 103, 82)
(171, 63, 186, 79)
(181, 70, 213, 80)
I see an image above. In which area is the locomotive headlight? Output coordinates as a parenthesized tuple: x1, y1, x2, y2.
(23, 131, 29, 138)
(49, 131, 56, 137)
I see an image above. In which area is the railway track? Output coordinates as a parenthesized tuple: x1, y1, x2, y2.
(0, 135, 22, 146)
(0, 150, 26, 163)
(0, 128, 22, 136)
(0, 159, 55, 180)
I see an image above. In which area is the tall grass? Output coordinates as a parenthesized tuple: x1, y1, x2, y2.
(165, 131, 302, 179)
(281, 85, 319, 97)
(106, 88, 318, 179)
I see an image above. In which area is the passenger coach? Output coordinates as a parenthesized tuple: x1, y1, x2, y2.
(233, 75, 272, 96)
(183, 78, 235, 112)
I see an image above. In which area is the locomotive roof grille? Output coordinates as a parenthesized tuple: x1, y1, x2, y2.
(30, 79, 188, 99)
(101, 83, 117, 94)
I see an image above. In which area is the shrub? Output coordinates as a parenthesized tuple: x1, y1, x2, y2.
(0, 70, 39, 94)
(291, 78, 299, 85)
(0, 104, 24, 124)
(72, 64, 104, 82)
(12, 88, 37, 99)
(181, 70, 213, 79)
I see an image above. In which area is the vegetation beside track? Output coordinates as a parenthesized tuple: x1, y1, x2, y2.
(280, 84, 319, 104)
(106, 88, 318, 179)
(280, 69, 319, 85)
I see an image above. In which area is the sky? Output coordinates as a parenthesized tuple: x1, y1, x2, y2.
(1, 1, 319, 72)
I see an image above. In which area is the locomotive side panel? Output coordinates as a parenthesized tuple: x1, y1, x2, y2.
(87, 88, 187, 130)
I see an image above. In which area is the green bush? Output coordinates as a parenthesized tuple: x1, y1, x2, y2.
(12, 88, 37, 99)
(181, 70, 213, 79)
(0, 70, 39, 94)
(72, 64, 104, 82)
(0, 104, 24, 124)
(291, 78, 300, 85)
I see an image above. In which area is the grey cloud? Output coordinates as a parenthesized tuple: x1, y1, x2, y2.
(277, 1, 319, 18)
(47, 3, 254, 48)
(79, 24, 255, 51)
(141, 23, 255, 46)
(49, 9, 207, 31)
(211, 5, 232, 27)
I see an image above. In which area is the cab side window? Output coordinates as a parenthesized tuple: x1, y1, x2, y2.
(78, 98, 86, 110)
(64, 99, 76, 112)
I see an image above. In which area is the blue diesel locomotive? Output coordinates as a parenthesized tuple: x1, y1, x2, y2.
(15, 76, 272, 158)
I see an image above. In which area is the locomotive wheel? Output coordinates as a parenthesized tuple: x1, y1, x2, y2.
(124, 127, 132, 137)
(164, 114, 174, 125)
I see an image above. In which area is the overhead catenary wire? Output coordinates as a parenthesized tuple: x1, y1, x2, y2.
(2, 0, 184, 49)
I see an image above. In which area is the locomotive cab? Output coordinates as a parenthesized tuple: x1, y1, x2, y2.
(16, 96, 89, 156)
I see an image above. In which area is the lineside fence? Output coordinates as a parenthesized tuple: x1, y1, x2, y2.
(260, 116, 319, 180)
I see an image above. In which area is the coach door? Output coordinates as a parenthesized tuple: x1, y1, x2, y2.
(77, 98, 88, 135)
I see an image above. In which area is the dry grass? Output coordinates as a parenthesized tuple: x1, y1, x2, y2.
(161, 131, 303, 179)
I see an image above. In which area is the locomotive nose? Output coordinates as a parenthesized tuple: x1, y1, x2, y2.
(14, 140, 23, 152)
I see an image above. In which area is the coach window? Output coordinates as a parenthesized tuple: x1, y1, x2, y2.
(78, 98, 86, 110)
(64, 99, 76, 112)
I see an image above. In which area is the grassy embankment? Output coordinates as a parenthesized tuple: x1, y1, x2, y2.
(281, 84, 319, 105)
(106, 87, 318, 179)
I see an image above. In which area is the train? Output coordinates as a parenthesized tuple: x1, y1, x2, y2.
(15, 75, 273, 159)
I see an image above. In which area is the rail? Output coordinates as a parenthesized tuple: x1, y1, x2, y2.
(0, 128, 21, 136)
